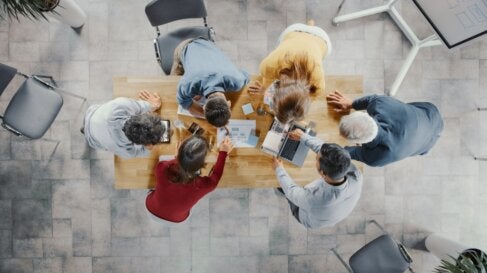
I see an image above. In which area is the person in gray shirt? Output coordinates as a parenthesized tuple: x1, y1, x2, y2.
(171, 38, 249, 128)
(83, 90, 166, 158)
(272, 129, 363, 229)
(326, 91, 444, 167)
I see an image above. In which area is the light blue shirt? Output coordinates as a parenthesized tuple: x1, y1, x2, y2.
(275, 134, 363, 229)
(176, 39, 249, 109)
(83, 97, 152, 158)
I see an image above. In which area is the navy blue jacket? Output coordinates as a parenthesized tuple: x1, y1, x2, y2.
(345, 95, 444, 167)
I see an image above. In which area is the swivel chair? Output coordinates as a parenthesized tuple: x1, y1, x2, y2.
(331, 220, 416, 273)
(145, 0, 215, 75)
(0, 63, 63, 139)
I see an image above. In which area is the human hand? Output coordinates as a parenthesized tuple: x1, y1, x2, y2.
(139, 90, 162, 111)
(248, 81, 264, 94)
(288, 128, 304, 141)
(272, 157, 283, 170)
(326, 90, 353, 113)
(219, 136, 234, 153)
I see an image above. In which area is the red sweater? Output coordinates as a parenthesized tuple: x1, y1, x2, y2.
(145, 151, 228, 222)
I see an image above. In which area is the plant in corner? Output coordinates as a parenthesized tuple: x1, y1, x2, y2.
(0, 0, 59, 21)
(435, 249, 487, 273)
(0, 0, 86, 28)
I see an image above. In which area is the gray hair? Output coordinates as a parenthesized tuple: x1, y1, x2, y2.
(339, 111, 378, 144)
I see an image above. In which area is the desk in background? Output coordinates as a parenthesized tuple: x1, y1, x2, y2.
(113, 75, 363, 189)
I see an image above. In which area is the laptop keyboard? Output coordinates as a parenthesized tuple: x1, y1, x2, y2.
(280, 139, 300, 161)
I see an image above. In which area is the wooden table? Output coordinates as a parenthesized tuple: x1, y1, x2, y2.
(114, 76, 363, 189)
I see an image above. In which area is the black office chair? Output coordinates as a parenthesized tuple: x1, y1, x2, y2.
(145, 0, 215, 75)
(331, 220, 416, 273)
(0, 63, 64, 140)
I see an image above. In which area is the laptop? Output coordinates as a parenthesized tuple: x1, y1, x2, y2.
(260, 119, 315, 167)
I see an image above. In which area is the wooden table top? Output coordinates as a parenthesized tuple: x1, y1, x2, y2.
(113, 75, 363, 189)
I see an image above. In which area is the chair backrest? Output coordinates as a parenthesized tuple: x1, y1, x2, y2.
(2, 77, 63, 139)
(145, 0, 207, 27)
(0, 63, 18, 97)
(349, 235, 411, 273)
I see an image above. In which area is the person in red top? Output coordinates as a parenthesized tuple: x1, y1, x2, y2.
(146, 135, 234, 223)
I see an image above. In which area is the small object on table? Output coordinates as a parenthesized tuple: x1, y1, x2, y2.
(242, 103, 254, 115)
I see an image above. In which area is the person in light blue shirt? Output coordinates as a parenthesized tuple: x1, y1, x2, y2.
(326, 91, 444, 167)
(83, 90, 165, 158)
(272, 129, 363, 229)
(171, 38, 249, 127)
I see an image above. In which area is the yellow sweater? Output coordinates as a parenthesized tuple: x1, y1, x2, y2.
(259, 31, 328, 93)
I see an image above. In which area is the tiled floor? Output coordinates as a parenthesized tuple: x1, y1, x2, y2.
(1, 0, 487, 272)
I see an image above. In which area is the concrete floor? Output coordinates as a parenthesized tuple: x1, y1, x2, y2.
(1, 0, 487, 272)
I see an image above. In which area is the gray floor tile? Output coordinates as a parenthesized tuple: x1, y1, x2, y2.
(32, 258, 63, 273)
(13, 238, 43, 258)
(62, 257, 92, 273)
(288, 255, 327, 273)
(0, 258, 34, 273)
(210, 197, 249, 236)
(12, 199, 52, 239)
(0, 229, 12, 258)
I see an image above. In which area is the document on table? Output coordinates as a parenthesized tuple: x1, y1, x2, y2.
(217, 119, 257, 148)
(177, 96, 206, 119)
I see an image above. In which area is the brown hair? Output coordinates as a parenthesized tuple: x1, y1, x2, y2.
(272, 54, 315, 124)
(165, 135, 209, 184)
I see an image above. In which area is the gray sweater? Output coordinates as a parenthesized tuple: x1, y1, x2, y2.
(83, 97, 152, 158)
(346, 95, 444, 167)
(275, 134, 363, 229)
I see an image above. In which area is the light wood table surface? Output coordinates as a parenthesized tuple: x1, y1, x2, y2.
(113, 75, 363, 189)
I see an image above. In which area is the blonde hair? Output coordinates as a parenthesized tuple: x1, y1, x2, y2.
(272, 54, 315, 124)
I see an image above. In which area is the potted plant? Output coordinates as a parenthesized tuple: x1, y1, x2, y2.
(0, 0, 86, 28)
(435, 249, 487, 273)
(426, 233, 487, 273)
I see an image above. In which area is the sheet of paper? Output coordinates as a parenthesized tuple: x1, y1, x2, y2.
(217, 119, 256, 148)
(261, 131, 282, 154)
(242, 103, 254, 115)
(177, 96, 206, 119)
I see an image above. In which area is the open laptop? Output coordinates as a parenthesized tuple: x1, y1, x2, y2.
(261, 119, 315, 167)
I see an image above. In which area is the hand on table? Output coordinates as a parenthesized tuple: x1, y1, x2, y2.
(272, 157, 283, 170)
(248, 81, 265, 94)
(326, 90, 353, 113)
(139, 90, 161, 111)
(219, 136, 234, 153)
(288, 128, 304, 141)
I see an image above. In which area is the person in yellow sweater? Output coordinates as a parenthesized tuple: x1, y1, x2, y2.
(249, 20, 332, 124)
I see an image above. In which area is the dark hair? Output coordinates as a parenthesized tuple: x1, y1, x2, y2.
(204, 96, 231, 127)
(122, 113, 165, 145)
(272, 79, 311, 124)
(166, 135, 209, 184)
(318, 143, 351, 181)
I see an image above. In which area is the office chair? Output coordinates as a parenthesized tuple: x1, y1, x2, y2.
(0, 63, 64, 139)
(145, 0, 215, 75)
(331, 220, 416, 273)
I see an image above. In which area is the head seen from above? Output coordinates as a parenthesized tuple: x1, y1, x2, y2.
(169, 135, 209, 184)
(204, 93, 231, 127)
(339, 111, 378, 144)
(273, 54, 314, 124)
(316, 143, 351, 182)
(272, 79, 311, 124)
(122, 113, 165, 146)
